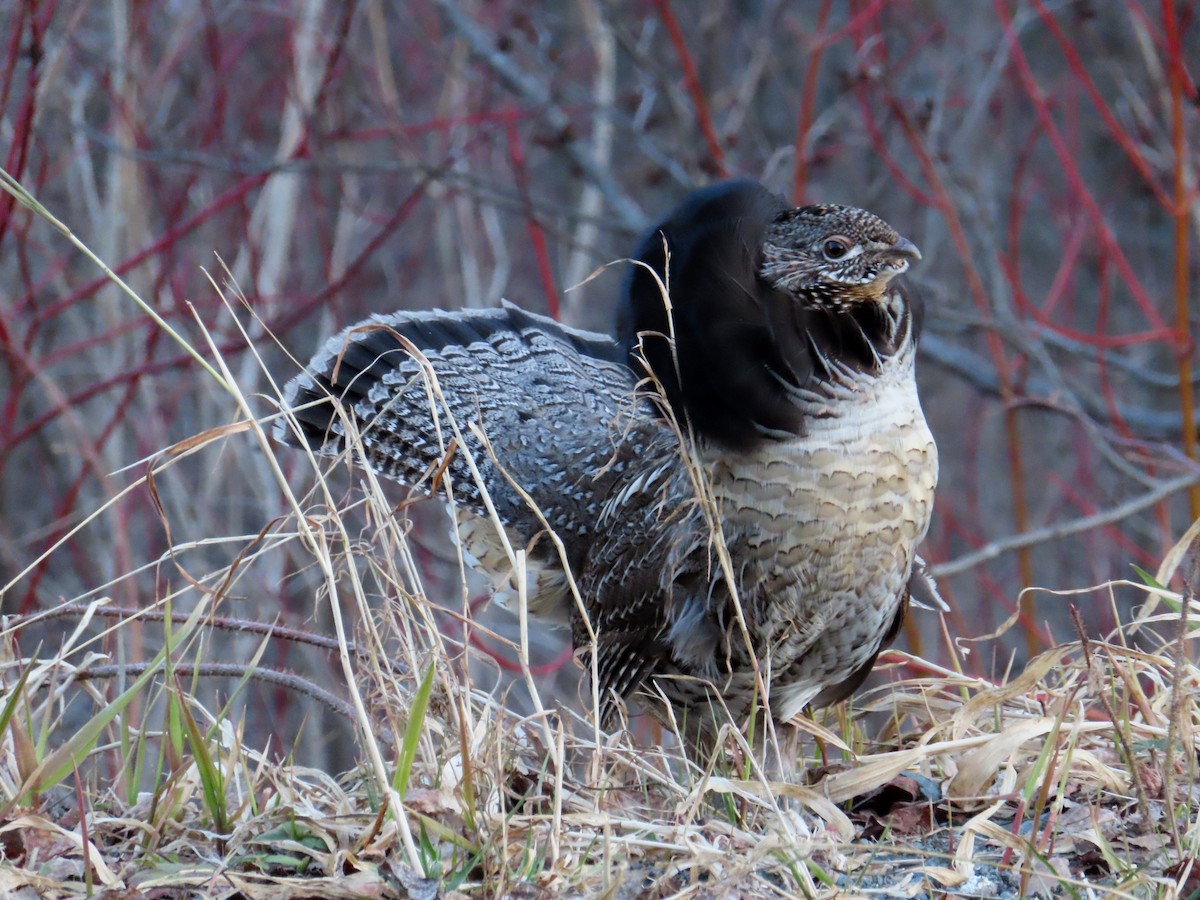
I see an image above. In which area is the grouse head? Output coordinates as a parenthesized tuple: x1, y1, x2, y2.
(760, 205, 921, 308)
(620, 180, 923, 450)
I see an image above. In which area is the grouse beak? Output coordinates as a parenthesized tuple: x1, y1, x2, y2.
(888, 236, 922, 262)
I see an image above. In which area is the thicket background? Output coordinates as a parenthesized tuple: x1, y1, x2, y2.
(1, 0, 1197, 770)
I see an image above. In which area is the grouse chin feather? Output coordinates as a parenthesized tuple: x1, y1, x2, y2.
(277, 179, 939, 737)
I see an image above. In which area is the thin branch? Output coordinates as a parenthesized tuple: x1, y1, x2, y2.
(920, 332, 1197, 441)
(430, 0, 643, 230)
(70, 660, 390, 742)
(932, 473, 1200, 578)
(11, 603, 363, 658)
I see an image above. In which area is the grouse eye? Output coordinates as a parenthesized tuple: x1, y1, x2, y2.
(822, 238, 850, 260)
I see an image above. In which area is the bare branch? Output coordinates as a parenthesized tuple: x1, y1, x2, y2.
(931, 472, 1200, 579)
(431, 0, 643, 230)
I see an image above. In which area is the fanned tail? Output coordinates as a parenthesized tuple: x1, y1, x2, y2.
(276, 302, 639, 561)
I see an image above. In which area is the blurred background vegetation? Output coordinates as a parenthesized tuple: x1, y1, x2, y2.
(1, 0, 1197, 770)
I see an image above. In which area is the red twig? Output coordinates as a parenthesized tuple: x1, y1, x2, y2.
(0, 0, 54, 249)
(505, 113, 559, 319)
(653, 0, 728, 176)
(1163, 0, 1199, 518)
(847, 24, 938, 208)
(792, 0, 833, 204)
(884, 92, 1038, 619)
(3, 174, 437, 463)
(995, 0, 1171, 339)
(469, 630, 574, 678)
(1030, 0, 1180, 212)
(813, 0, 889, 50)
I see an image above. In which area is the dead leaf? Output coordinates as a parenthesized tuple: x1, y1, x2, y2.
(1025, 856, 1073, 897)
(1073, 847, 1110, 879)
(949, 717, 1055, 798)
(1165, 857, 1200, 897)
(851, 773, 940, 816)
(916, 866, 967, 888)
(1135, 763, 1164, 799)
(884, 803, 940, 836)
(403, 787, 461, 818)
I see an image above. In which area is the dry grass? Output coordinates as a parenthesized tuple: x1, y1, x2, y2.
(2, 172, 1200, 899)
(4, 10, 1199, 821)
(2, 486, 1198, 898)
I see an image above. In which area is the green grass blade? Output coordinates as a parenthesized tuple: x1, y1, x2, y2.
(1130, 564, 1165, 590)
(0, 660, 35, 740)
(14, 602, 207, 802)
(20, 659, 163, 801)
(173, 679, 228, 834)
(1131, 563, 1180, 612)
(392, 660, 437, 798)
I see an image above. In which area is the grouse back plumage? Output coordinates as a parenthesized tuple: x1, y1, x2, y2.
(278, 302, 652, 617)
(277, 180, 938, 732)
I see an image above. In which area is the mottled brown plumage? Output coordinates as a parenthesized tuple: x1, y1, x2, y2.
(277, 180, 938, 743)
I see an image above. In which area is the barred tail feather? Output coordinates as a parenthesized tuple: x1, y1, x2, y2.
(275, 301, 638, 558)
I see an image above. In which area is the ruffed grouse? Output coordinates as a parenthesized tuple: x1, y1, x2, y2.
(277, 180, 938, 736)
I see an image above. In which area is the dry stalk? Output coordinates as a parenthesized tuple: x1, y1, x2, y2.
(1069, 605, 1156, 834)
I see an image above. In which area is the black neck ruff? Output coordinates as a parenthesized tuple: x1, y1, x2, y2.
(617, 181, 920, 450)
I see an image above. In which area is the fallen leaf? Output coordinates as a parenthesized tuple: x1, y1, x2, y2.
(885, 803, 940, 836)
(1165, 858, 1200, 897)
